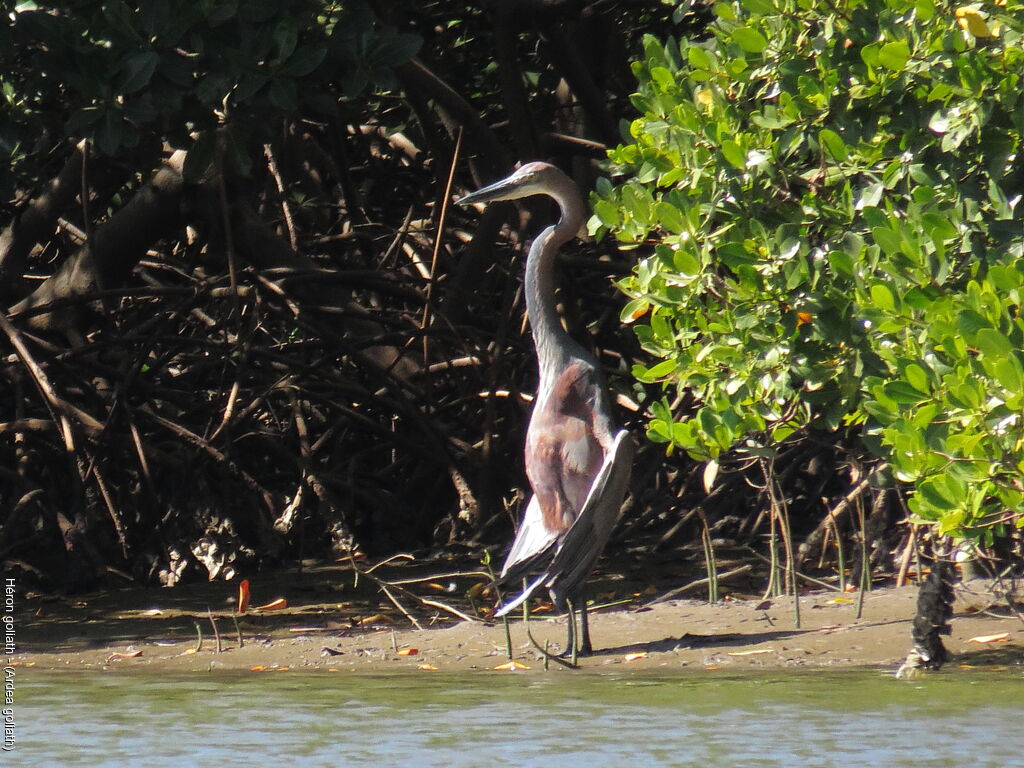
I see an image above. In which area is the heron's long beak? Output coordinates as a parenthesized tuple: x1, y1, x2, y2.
(455, 176, 521, 206)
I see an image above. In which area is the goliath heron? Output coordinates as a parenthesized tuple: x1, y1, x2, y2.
(458, 162, 634, 658)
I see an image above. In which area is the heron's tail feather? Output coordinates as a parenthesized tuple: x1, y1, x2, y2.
(499, 495, 558, 579)
(494, 572, 549, 618)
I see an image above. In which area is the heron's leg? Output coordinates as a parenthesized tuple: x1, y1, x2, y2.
(564, 600, 577, 661)
(578, 597, 593, 656)
(521, 577, 531, 634)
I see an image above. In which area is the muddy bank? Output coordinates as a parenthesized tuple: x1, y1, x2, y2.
(10, 560, 1023, 675)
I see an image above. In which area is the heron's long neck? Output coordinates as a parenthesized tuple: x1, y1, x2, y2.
(524, 181, 587, 391)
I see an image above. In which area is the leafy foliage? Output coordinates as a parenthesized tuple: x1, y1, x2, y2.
(1, 0, 420, 188)
(595, 0, 1024, 540)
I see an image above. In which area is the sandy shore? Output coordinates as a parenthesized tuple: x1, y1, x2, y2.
(11, 559, 1023, 675)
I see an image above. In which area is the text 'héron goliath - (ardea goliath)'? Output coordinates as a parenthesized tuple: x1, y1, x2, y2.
(457, 162, 634, 659)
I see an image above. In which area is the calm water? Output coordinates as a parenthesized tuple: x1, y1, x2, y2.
(13, 668, 1024, 767)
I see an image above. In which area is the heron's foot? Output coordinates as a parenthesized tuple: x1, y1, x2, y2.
(524, 624, 578, 669)
(558, 644, 593, 659)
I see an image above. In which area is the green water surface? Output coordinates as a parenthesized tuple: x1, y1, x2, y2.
(13, 667, 1024, 767)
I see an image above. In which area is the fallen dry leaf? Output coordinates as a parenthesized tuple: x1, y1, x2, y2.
(250, 665, 267, 671)
(358, 613, 394, 626)
(397, 648, 419, 656)
(237, 579, 251, 614)
(254, 597, 287, 611)
(825, 597, 854, 605)
(726, 649, 772, 657)
(623, 652, 648, 662)
(966, 632, 1010, 644)
(493, 661, 530, 671)
(182, 648, 198, 655)
(106, 650, 143, 661)
(466, 582, 488, 600)
(704, 665, 721, 671)
(417, 663, 439, 671)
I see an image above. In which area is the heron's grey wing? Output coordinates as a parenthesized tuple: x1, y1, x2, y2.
(494, 495, 560, 617)
(547, 429, 633, 607)
(499, 494, 559, 580)
(494, 571, 549, 618)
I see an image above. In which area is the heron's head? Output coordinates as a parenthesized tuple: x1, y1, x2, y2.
(456, 162, 562, 206)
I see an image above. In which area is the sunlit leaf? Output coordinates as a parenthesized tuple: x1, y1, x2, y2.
(255, 598, 288, 611)
(357, 612, 394, 625)
(877, 41, 910, 71)
(236, 578, 251, 614)
(955, 6, 992, 37)
(732, 26, 768, 53)
(721, 139, 746, 169)
(703, 458, 720, 493)
(493, 661, 530, 671)
(466, 582, 488, 600)
(966, 632, 1010, 643)
(818, 129, 847, 162)
(105, 649, 143, 661)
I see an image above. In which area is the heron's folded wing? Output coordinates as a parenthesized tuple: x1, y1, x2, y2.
(493, 572, 549, 618)
(499, 494, 559, 581)
(547, 430, 634, 606)
(494, 495, 560, 617)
